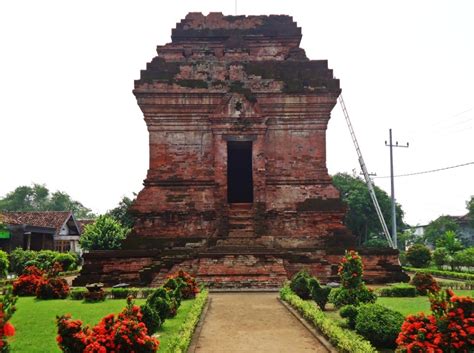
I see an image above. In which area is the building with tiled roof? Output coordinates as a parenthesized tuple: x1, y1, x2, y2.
(0, 211, 83, 253)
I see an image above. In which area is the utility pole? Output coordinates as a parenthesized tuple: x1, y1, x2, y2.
(385, 129, 409, 249)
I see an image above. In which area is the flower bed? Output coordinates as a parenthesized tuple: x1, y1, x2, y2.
(280, 286, 377, 353)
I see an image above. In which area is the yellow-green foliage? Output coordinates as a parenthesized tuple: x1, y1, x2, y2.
(163, 289, 209, 353)
(280, 286, 377, 353)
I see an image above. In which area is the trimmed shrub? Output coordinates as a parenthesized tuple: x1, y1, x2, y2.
(83, 289, 106, 302)
(378, 283, 417, 297)
(312, 285, 331, 311)
(140, 303, 162, 334)
(340, 304, 358, 329)
(165, 270, 199, 299)
(111, 287, 132, 299)
(36, 250, 58, 270)
(53, 253, 77, 272)
(0, 251, 9, 277)
(410, 272, 440, 295)
(69, 287, 87, 300)
(36, 277, 70, 299)
(355, 303, 404, 348)
(404, 267, 474, 281)
(12, 266, 44, 296)
(332, 286, 377, 308)
(406, 244, 431, 268)
(165, 290, 209, 353)
(280, 286, 377, 352)
(289, 270, 312, 299)
(146, 287, 172, 322)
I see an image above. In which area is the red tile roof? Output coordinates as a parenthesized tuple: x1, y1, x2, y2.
(0, 211, 72, 234)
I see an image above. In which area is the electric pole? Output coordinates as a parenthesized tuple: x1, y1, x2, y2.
(385, 129, 409, 249)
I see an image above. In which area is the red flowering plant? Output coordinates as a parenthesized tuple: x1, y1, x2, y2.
(0, 288, 17, 353)
(12, 265, 45, 296)
(396, 289, 474, 353)
(165, 270, 199, 299)
(36, 263, 70, 300)
(333, 250, 376, 308)
(56, 296, 159, 353)
(410, 272, 440, 296)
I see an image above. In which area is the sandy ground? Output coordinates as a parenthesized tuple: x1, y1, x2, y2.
(192, 293, 329, 353)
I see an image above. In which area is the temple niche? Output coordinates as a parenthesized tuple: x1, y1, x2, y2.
(74, 13, 407, 288)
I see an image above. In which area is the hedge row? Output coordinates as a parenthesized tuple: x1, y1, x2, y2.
(69, 287, 157, 300)
(163, 289, 209, 353)
(377, 283, 417, 297)
(280, 286, 377, 353)
(404, 267, 474, 281)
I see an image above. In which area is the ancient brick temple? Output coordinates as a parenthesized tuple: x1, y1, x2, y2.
(75, 13, 407, 288)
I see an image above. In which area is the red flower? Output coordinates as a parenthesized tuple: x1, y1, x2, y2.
(3, 322, 15, 336)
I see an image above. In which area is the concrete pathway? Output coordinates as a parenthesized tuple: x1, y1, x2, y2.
(192, 293, 329, 353)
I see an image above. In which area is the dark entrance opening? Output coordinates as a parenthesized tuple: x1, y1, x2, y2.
(227, 141, 253, 203)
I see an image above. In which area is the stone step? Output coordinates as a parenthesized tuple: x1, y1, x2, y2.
(228, 229, 255, 237)
(229, 203, 253, 210)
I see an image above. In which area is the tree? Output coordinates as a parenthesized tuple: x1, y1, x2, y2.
(80, 215, 129, 251)
(105, 195, 136, 228)
(406, 244, 432, 268)
(423, 216, 459, 245)
(0, 184, 94, 218)
(435, 230, 464, 254)
(332, 173, 404, 245)
(467, 196, 474, 227)
(432, 247, 449, 269)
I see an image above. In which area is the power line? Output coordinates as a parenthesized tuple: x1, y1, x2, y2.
(373, 161, 474, 179)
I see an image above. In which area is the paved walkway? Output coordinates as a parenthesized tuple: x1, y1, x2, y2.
(192, 293, 329, 353)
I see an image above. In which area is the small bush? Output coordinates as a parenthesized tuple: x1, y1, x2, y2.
(0, 250, 9, 277)
(53, 253, 77, 271)
(312, 286, 331, 311)
(36, 250, 58, 270)
(378, 283, 417, 297)
(339, 304, 358, 329)
(355, 304, 404, 348)
(165, 270, 199, 299)
(146, 287, 172, 323)
(411, 272, 440, 295)
(69, 287, 87, 300)
(140, 303, 162, 334)
(406, 244, 431, 268)
(36, 277, 70, 300)
(332, 286, 377, 308)
(111, 287, 131, 299)
(289, 270, 312, 299)
(12, 266, 44, 296)
(83, 289, 106, 302)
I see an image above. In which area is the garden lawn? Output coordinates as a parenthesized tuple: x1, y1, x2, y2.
(8, 297, 195, 353)
(377, 289, 473, 316)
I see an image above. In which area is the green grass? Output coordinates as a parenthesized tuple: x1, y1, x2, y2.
(377, 289, 473, 316)
(8, 297, 195, 353)
(156, 299, 194, 352)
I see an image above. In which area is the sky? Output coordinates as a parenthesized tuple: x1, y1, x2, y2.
(0, 0, 473, 226)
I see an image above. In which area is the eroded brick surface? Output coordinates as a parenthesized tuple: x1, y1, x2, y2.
(74, 13, 407, 288)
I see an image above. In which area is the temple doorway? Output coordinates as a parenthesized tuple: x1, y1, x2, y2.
(227, 141, 253, 203)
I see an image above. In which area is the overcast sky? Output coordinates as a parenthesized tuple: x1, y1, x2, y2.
(0, 0, 472, 226)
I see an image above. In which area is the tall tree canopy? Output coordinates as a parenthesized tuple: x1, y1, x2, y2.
(423, 215, 459, 245)
(467, 196, 474, 227)
(0, 183, 95, 219)
(332, 173, 405, 245)
(105, 195, 136, 228)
